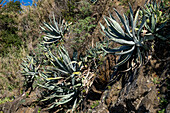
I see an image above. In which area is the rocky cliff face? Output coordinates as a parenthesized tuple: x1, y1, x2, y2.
(86, 56, 169, 113)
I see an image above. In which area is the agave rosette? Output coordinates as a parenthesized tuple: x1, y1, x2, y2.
(40, 14, 68, 45)
(38, 45, 83, 111)
(21, 55, 40, 88)
(100, 4, 149, 68)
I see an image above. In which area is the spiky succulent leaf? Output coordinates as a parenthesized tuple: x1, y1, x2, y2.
(115, 52, 133, 67)
(102, 45, 131, 54)
(100, 4, 150, 69)
(40, 14, 68, 45)
(21, 56, 40, 85)
(36, 45, 83, 110)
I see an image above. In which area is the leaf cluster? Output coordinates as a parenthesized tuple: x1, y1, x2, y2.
(100, 4, 147, 69)
(40, 14, 68, 45)
(100, 1, 169, 71)
(142, 0, 170, 40)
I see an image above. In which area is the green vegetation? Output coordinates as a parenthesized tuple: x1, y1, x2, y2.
(0, 0, 22, 56)
(0, 1, 27, 96)
(38, 46, 84, 111)
(142, 0, 169, 40)
(0, 47, 26, 97)
(0, 0, 169, 112)
(40, 14, 68, 45)
(20, 0, 169, 112)
(100, 4, 149, 69)
(62, 0, 79, 22)
(84, 41, 108, 70)
(91, 100, 99, 109)
(0, 97, 14, 104)
(62, 0, 92, 21)
(21, 16, 85, 111)
(38, 108, 41, 113)
(118, 0, 135, 6)
(90, 0, 97, 4)
(71, 16, 96, 49)
(158, 109, 165, 113)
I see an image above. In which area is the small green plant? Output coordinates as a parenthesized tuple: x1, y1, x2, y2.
(100, 4, 151, 69)
(142, 0, 169, 40)
(91, 100, 99, 109)
(21, 55, 40, 92)
(78, 1, 92, 18)
(142, 0, 168, 23)
(71, 16, 96, 49)
(38, 108, 41, 113)
(90, 0, 97, 4)
(119, 0, 135, 6)
(0, 97, 14, 104)
(62, 0, 78, 22)
(158, 109, 165, 113)
(151, 75, 160, 84)
(84, 42, 108, 69)
(160, 97, 168, 106)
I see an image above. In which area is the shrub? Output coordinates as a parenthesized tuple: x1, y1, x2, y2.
(70, 16, 96, 50)
(0, 0, 22, 56)
(38, 45, 84, 111)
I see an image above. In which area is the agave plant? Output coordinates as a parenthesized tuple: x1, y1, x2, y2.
(100, 4, 150, 69)
(40, 14, 68, 45)
(38, 45, 84, 111)
(144, 13, 168, 40)
(142, 0, 168, 23)
(21, 13, 86, 111)
(21, 55, 40, 91)
(142, 0, 169, 40)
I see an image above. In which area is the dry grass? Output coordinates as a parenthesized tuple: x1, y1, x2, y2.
(0, 0, 71, 98)
(0, 46, 27, 98)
